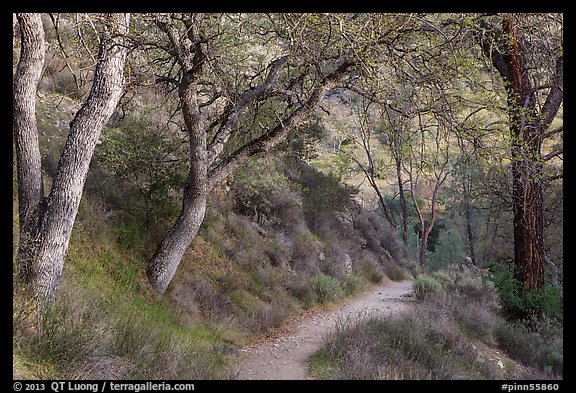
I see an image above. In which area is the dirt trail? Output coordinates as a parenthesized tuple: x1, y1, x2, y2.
(233, 278, 414, 380)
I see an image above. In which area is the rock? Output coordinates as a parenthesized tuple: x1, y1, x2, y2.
(343, 254, 353, 275)
(216, 343, 239, 355)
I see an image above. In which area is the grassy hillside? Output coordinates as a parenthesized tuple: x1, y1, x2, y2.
(13, 92, 414, 379)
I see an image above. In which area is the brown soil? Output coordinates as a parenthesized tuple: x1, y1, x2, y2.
(233, 278, 414, 380)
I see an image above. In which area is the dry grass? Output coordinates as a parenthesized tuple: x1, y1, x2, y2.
(311, 267, 562, 380)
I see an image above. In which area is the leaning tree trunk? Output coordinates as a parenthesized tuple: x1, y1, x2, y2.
(13, 13, 45, 281)
(147, 69, 208, 294)
(14, 13, 130, 306)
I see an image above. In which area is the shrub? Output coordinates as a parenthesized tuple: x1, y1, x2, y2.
(284, 275, 316, 309)
(340, 274, 365, 296)
(384, 264, 408, 282)
(312, 274, 342, 304)
(455, 301, 498, 341)
(190, 280, 234, 321)
(490, 263, 563, 321)
(246, 300, 290, 334)
(432, 266, 500, 310)
(231, 157, 302, 229)
(494, 318, 563, 377)
(356, 256, 384, 283)
(286, 158, 357, 233)
(413, 274, 444, 301)
(94, 116, 187, 233)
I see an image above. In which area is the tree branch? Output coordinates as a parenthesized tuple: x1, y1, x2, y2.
(476, 19, 510, 81)
(206, 55, 289, 166)
(207, 60, 355, 190)
(540, 54, 563, 129)
(543, 125, 563, 140)
(542, 148, 563, 161)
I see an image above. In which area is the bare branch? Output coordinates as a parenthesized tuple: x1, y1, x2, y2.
(207, 60, 355, 190)
(540, 54, 563, 129)
(206, 55, 289, 166)
(542, 148, 563, 161)
(543, 125, 563, 140)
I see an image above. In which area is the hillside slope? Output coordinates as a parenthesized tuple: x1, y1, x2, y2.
(13, 91, 413, 380)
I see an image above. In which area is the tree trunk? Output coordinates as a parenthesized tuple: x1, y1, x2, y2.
(509, 102, 545, 291)
(395, 158, 409, 246)
(463, 179, 476, 265)
(14, 13, 130, 306)
(13, 13, 45, 282)
(503, 15, 545, 292)
(372, 175, 396, 229)
(478, 14, 562, 293)
(147, 70, 208, 294)
(146, 190, 207, 294)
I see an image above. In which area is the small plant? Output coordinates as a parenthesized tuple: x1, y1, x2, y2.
(311, 274, 342, 304)
(413, 274, 444, 301)
(341, 274, 365, 296)
(247, 301, 290, 334)
(384, 264, 407, 281)
(357, 258, 384, 283)
(284, 276, 316, 309)
(231, 157, 302, 229)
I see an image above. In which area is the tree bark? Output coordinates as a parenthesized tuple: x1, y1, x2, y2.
(13, 13, 45, 282)
(147, 66, 208, 294)
(147, 54, 355, 293)
(503, 15, 544, 292)
(395, 157, 409, 246)
(478, 14, 562, 292)
(464, 192, 477, 265)
(14, 13, 131, 306)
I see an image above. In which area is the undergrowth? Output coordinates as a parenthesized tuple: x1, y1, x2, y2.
(310, 265, 562, 380)
(13, 96, 412, 379)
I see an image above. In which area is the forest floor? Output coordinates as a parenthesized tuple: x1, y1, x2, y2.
(232, 278, 415, 380)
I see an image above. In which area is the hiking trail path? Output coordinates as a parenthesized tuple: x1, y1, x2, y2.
(233, 278, 415, 380)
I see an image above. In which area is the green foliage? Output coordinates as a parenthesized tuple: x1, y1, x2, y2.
(413, 219, 446, 252)
(101, 251, 138, 289)
(340, 274, 366, 296)
(428, 219, 468, 272)
(413, 274, 444, 301)
(94, 116, 186, 229)
(291, 161, 358, 233)
(489, 263, 563, 322)
(231, 157, 301, 229)
(286, 121, 325, 161)
(311, 274, 343, 304)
